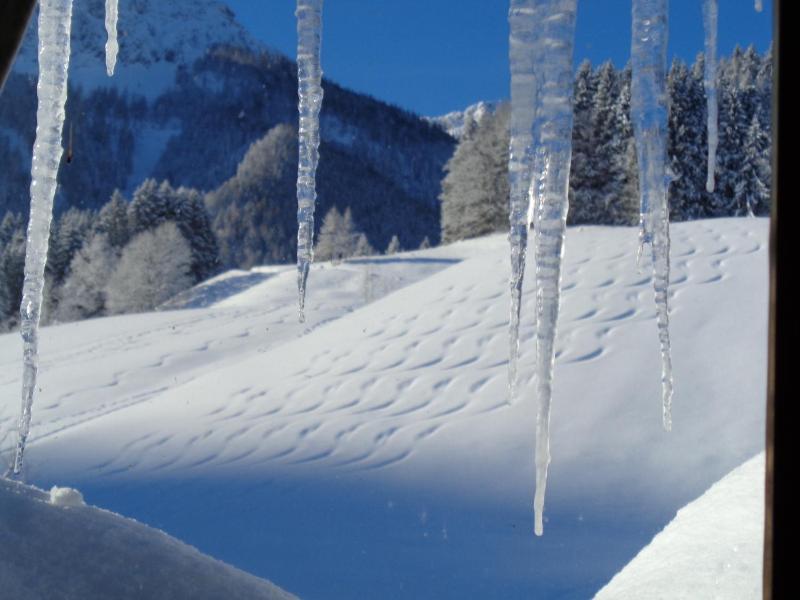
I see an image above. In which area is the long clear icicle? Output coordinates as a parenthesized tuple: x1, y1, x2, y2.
(507, 0, 539, 395)
(11, 0, 74, 476)
(105, 0, 119, 76)
(529, 0, 577, 537)
(631, 0, 674, 431)
(295, 0, 323, 323)
(702, 0, 718, 193)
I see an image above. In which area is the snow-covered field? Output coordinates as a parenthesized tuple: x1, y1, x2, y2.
(0, 218, 767, 599)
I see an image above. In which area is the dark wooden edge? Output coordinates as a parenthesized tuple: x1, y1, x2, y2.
(0, 0, 37, 93)
(765, 1, 793, 598)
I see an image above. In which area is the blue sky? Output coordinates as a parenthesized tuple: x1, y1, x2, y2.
(226, 1, 773, 117)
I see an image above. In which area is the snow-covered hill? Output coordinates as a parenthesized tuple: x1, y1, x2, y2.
(595, 452, 764, 600)
(0, 218, 767, 598)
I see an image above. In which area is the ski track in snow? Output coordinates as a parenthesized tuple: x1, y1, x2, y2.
(0, 220, 766, 485)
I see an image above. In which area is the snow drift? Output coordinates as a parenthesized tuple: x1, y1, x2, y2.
(596, 452, 764, 599)
(0, 478, 297, 600)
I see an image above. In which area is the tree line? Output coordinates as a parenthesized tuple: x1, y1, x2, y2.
(441, 46, 772, 242)
(0, 47, 771, 328)
(1, 180, 218, 329)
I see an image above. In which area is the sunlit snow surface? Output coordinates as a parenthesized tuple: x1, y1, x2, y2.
(596, 453, 764, 600)
(0, 220, 767, 599)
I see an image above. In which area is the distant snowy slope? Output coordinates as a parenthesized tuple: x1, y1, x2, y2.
(14, 0, 259, 97)
(426, 100, 499, 138)
(595, 453, 765, 600)
(0, 218, 768, 599)
(0, 479, 297, 600)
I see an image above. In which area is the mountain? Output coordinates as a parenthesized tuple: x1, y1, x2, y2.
(12, 0, 258, 98)
(0, 0, 455, 253)
(425, 100, 500, 139)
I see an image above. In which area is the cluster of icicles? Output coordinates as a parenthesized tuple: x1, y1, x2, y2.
(7, 0, 762, 536)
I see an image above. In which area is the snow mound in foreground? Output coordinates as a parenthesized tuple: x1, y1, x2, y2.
(49, 486, 86, 507)
(0, 479, 297, 600)
(595, 452, 765, 600)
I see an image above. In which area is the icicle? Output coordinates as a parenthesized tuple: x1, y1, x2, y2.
(11, 0, 74, 477)
(295, 0, 324, 323)
(754, 0, 763, 12)
(507, 0, 538, 396)
(702, 0, 718, 193)
(105, 0, 119, 76)
(508, 0, 577, 536)
(529, 0, 577, 537)
(631, 0, 674, 431)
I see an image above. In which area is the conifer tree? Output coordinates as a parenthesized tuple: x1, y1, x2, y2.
(668, 57, 709, 220)
(440, 104, 510, 242)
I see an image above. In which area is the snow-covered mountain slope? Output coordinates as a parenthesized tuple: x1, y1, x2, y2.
(426, 100, 499, 138)
(0, 218, 768, 599)
(1, 0, 454, 250)
(14, 0, 259, 98)
(0, 479, 297, 600)
(595, 452, 765, 600)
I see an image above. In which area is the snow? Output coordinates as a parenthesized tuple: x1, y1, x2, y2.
(12, 0, 74, 476)
(425, 101, 499, 139)
(0, 218, 767, 598)
(14, 0, 261, 100)
(595, 452, 764, 599)
(630, 0, 674, 430)
(295, 0, 324, 322)
(49, 485, 85, 507)
(0, 478, 297, 599)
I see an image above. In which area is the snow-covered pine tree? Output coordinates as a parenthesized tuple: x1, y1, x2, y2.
(128, 179, 219, 281)
(54, 234, 118, 322)
(174, 186, 219, 281)
(105, 222, 194, 314)
(0, 215, 26, 327)
(315, 206, 359, 262)
(668, 56, 709, 220)
(715, 46, 758, 217)
(593, 62, 637, 226)
(385, 235, 401, 255)
(609, 65, 640, 226)
(353, 232, 375, 257)
(738, 113, 770, 217)
(46, 207, 94, 286)
(440, 103, 510, 242)
(206, 123, 297, 268)
(93, 190, 130, 249)
(568, 60, 600, 224)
